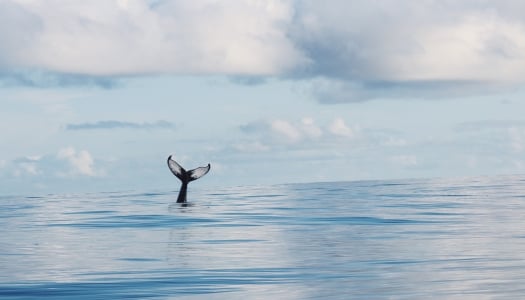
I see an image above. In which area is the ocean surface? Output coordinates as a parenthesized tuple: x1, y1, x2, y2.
(2, 175, 525, 299)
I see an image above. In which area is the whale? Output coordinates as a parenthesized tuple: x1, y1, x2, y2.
(167, 155, 210, 203)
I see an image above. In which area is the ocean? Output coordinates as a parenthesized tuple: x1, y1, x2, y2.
(1, 175, 525, 299)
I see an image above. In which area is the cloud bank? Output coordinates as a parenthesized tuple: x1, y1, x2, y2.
(2, 147, 99, 179)
(0, 0, 302, 76)
(66, 120, 176, 130)
(239, 117, 359, 147)
(290, 1, 525, 82)
(57, 147, 97, 176)
(2, 1, 525, 99)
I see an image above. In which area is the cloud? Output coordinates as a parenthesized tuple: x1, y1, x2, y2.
(328, 118, 355, 138)
(0, 1, 41, 67)
(301, 117, 323, 139)
(271, 120, 302, 143)
(0, 0, 304, 77)
(8, 156, 42, 177)
(1, 149, 116, 194)
(1, 1, 524, 80)
(66, 120, 175, 130)
(15, 162, 40, 176)
(2, 1, 525, 100)
(57, 147, 97, 176)
(289, 0, 525, 101)
(308, 78, 514, 103)
(289, 1, 525, 81)
(20, 163, 39, 175)
(0, 70, 118, 88)
(240, 117, 357, 145)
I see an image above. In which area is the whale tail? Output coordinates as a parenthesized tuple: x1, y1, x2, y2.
(167, 155, 210, 182)
(167, 155, 210, 203)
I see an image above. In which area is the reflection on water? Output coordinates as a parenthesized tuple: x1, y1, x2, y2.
(2, 175, 525, 299)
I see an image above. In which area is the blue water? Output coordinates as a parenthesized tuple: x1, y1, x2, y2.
(2, 175, 525, 299)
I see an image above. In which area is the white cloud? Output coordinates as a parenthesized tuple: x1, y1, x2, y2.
(328, 118, 356, 138)
(301, 117, 323, 139)
(15, 162, 39, 176)
(2, 0, 525, 87)
(8, 156, 42, 177)
(1, 0, 304, 76)
(57, 147, 97, 176)
(271, 120, 302, 142)
(290, 1, 525, 82)
(66, 120, 176, 130)
(241, 117, 358, 146)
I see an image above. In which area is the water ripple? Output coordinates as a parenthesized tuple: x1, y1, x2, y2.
(2, 175, 525, 299)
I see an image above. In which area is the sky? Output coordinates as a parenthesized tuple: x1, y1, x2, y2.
(1, 0, 525, 195)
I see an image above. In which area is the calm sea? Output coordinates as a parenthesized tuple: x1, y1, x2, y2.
(2, 175, 525, 299)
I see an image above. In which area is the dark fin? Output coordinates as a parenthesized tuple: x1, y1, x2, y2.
(188, 164, 211, 181)
(167, 155, 186, 181)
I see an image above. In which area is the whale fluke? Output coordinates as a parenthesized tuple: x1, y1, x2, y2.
(167, 155, 210, 203)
